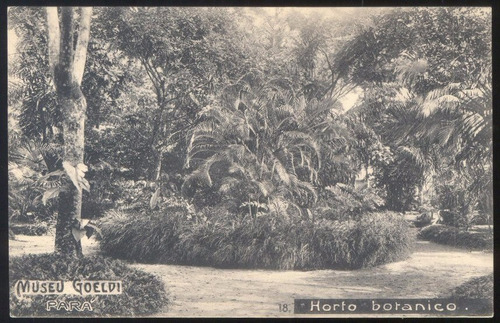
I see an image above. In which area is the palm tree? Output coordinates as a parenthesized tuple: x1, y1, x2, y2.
(395, 80, 490, 215)
(419, 75, 492, 226)
(347, 83, 439, 211)
(182, 81, 346, 221)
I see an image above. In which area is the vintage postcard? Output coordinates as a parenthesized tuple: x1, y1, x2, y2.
(7, 6, 493, 318)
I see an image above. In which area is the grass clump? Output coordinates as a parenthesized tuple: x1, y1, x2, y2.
(450, 274, 493, 300)
(10, 253, 168, 317)
(438, 274, 494, 315)
(418, 224, 493, 250)
(100, 210, 415, 270)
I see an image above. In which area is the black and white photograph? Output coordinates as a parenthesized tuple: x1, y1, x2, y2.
(7, 6, 493, 318)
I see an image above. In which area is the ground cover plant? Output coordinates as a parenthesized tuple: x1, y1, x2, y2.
(100, 209, 415, 270)
(418, 225, 493, 250)
(437, 274, 494, 314)
(10, 253, 168, 317)
(10, 222, 52, 236)
(450, 274, 493, 300)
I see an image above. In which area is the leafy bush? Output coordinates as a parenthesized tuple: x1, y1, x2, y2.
(450, 274, 493, 300)
(418, 225, 492, 250)
(100, 210, 415, 270)
(113, 179, 154, 212)
(433, 170, 477, 230)
(10, 222, 52, 236)
(81, 165, 118, 219)
(315, 184, 384, 221)
(413, 212, 433, 228)
(471, 211, 493, 226)
(10, 253, 168, 317)
(110, 179, 192, 215)
(374, 147, 423, 212)
(8, 141, 60, 224)
(412, 207, 441, 228)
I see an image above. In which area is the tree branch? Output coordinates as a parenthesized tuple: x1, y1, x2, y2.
(139, 56, 162, 97)
(45, 7, 60, 80)
(73, 7, 92, 85)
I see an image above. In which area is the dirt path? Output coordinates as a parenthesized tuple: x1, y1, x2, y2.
(9, 235, 493, 317)
(133, 241, 493, 317)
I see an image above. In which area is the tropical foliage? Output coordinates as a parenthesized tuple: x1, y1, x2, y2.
(100, 209, 415, 270)
(8, 7, 491, 264)
(183, 81, 353, 219)
(418, 225, 493, 250)
(449, 274, 494, 300)
(337, 7, 491, 217)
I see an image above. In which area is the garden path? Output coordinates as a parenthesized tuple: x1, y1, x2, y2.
(10, 235, 493, 317)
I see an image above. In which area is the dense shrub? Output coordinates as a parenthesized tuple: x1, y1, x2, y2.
(439, 274, 494, 315)
(8, 141, 59, 224)
(413, 212, 433, 228)
(100, 210, 415, 270)
(315, 184, 384, 221)
(433, 172, 476, 230)
(450, 274, 493, 300)
(10, 222, 52, 236)
(418, 225, 493, 250)
(374, 148, 423, 212)
(471, 212, 493, 226)
(412, 207, 441, 228)
(10, 253, 168, 317)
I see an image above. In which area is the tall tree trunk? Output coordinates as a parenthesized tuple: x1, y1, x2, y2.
(149, 121, 163, 181)
(154, 151, 162, 181)
(54, 82, 86, 256)
(47, 7, 92, 257)
(149, 89, 166, 182)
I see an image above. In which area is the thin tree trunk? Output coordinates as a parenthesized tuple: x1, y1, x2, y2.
(149, 89, 166, 181)
(153, 150, 162, 181)
(365, 164, 370, 186)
